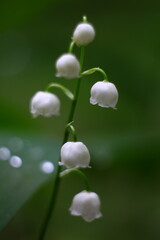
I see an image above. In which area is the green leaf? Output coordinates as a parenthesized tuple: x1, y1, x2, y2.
(0, 132, 60, 231)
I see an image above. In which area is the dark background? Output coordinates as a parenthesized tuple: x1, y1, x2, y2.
(0, 0, 160, 239)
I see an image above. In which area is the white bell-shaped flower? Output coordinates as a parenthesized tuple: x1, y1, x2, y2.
(73, 23, 95, 46)
(30, 91, 60, 117)
(90, 81, 118, 108)
(60, 141, 90, 168)
(70, 191, 102, 222)
(56, 53, 80, 79)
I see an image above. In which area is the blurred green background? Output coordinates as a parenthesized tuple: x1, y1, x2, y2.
(0, 0, 160, 239)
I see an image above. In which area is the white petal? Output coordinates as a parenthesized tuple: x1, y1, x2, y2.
(56, 54, 80, 79)
(60, 142, 90, 168)
(73, 23, 95, 46)
(30, 91, 60, 117)
(70, 191, 102, 222)
(90, 81, 118, 108)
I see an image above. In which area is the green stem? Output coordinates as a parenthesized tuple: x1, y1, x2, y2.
(46, 83, 74, 100)
(68, 41, 75, 53)
(38, 46, 85, 240)
(82, 67, 109, 81)
(60, 168, 90, 191)
(66, 122, 77, 142)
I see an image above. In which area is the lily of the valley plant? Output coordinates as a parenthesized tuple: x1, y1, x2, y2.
(30, 16, 118, 240)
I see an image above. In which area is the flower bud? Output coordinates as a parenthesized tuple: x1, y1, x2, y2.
(56, 53, 80, 79)
(73, 23, 95, 46)
(90, 81, 118, 108)
(60, 141, 90, 168)
(70, 191, 102, 222)
(30, 91, 60, 117)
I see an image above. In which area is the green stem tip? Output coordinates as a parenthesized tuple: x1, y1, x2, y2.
(83, 16, 87, 23)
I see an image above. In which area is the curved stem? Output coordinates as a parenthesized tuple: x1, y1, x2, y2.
(38, 46, 85, 240)
(60, 168, 90, 191)
(69, 41, 75, 53)
(66, 122, 77, 142)
(46, 83, 74, 100)
(82, 67, 109, 81)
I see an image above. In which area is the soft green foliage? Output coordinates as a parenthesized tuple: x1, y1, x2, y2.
(0, 133, 59, 230)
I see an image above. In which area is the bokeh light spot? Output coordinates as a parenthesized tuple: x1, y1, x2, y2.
(41, 161, 54, 174)
(9, 156, 22, 168)
(0, 147, 11, 161)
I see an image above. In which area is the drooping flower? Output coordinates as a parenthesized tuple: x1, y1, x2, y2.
(56, 53, 80, 79)
(30, 91, 60, 117)
(60, 141, 90, 168)
(90, 81, 118, 109)
(70, 191, 102, 222)
(73, 23, 95, 46)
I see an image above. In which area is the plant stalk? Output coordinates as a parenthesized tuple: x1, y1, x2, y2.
(38, 46, 85, 240)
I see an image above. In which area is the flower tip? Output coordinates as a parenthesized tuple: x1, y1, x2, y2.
(90, 97, 97, 105)
(58, 161, 63, 166)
